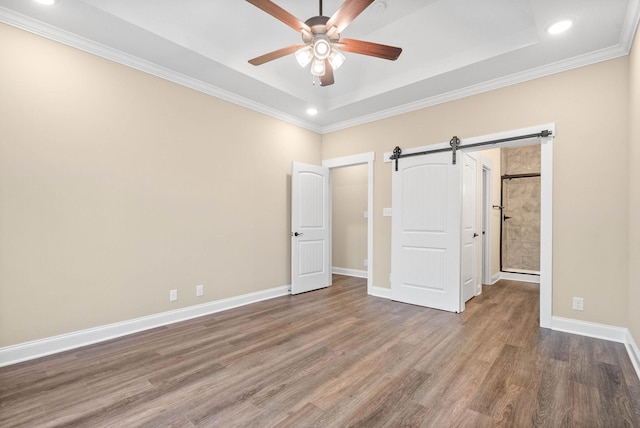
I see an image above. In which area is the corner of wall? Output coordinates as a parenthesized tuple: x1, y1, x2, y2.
(628, 21, 640, 354)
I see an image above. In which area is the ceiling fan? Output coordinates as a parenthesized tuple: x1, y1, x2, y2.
(246, 0, 403, 86)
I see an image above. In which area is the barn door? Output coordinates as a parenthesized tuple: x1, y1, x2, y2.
(391, 152, 462, 312)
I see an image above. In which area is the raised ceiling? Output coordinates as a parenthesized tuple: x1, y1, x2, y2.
(1, 0, 638, 133)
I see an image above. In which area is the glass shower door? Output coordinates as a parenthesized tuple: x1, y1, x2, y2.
(501, 175, 541, 274)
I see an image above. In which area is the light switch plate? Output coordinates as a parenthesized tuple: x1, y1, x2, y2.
(383, 208, 392, 217)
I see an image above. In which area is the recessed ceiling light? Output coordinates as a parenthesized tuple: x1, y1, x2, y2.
(306, 108, 318, 116)
(34, 0, 56, 4)
(547, 19, 573, 35)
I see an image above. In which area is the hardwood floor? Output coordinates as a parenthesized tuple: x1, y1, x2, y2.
(1, 275, 639, 427)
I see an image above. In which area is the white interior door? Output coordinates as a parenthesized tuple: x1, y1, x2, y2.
(291, 162, 331, 294)
(462, 152, 478, 302)
(391, 152, 462, 312)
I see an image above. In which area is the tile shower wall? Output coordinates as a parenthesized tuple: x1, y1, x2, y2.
(501, 145, 541, 273)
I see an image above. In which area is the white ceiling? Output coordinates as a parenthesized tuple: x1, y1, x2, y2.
(1, 0, 639, 133)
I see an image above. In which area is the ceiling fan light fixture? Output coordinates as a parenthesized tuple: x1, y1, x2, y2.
(295, 45, 314, 67)
(328, 48, 346, 70)
(313, 37, 331, 60)
(311, 58, 326, 77)
(246, 0, 403, 87)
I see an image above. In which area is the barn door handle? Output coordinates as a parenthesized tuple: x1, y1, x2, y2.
(294, 232, 304, 237)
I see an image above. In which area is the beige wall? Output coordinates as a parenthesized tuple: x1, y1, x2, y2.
(0, 24, 322, 347)
(2, 21, 638, 349)
(331, 165, 368, 271)
(629, 28, 640, 345)
(323, 56, 630, 327)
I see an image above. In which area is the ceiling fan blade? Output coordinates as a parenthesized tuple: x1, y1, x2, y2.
(339, 38, 402, 61)
(326, 0, 374, 33)
(245, 0, 311, 33)
(249, 44, 305, 65)
(320, 60, 335, 86)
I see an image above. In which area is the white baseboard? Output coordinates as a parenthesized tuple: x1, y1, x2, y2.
(491, 273, 501, 285)
(551, 316, 640, 381)
(332, 267, 368, 278)
(370, 286, 391, 299)
(499, 271, 541, 283)
(551, 316, 627, 343)
(626, 330, 640, 381)
(0, 285, 290, 367)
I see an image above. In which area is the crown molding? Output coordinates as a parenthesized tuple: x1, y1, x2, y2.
(621, 0, 640, 51)
(321, 44, 629, 134)
(2, 3, 637, 136)
(0, 7, 323, 134)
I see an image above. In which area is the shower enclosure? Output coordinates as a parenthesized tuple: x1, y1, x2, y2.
(500, 146, 541, 275)
(500, 174, 541, 274)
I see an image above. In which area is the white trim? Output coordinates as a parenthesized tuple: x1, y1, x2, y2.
(332, 267, 367, 278)
(481, 159, 494, 287)
(0, 7, 322, 135)
(3, 6, 635, 136)
(551, 317, 640, 381)
(322, 46, 629, 134)
(323, 152, 375, 297)
(0, 285, 289, 368)
(370, 286, 392, 299)
(626, 330, 640, 381)
(491, 273, 502, 284)
(539, 136, 553, 328)
(551, 317, 628, 343)
(499, 271, 541, 284)
(621, 0, 640, 51)
(323, 152, 374, 168)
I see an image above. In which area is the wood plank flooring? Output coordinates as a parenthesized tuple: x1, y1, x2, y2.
(1, 275, 639, 427)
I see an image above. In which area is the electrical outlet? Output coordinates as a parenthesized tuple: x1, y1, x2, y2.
(196, 284, 204, 297)
(363, 259, 368, 267)
(572, 297, 584, 311)
(169, 289, 178, 302)
(363, 211, 368, 219)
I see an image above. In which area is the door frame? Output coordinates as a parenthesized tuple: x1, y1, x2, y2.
(481, 158, 494, 287)
(322, 152, 375, 295)
(462, 151, 480, 305)
(385, 123, 554, 328)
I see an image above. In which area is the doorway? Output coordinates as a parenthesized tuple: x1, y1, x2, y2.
(499, 145, 541, 277)
(388, 123, 554, 327)
(323, 152, 375, 294)
(331, 164, 368, 279)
